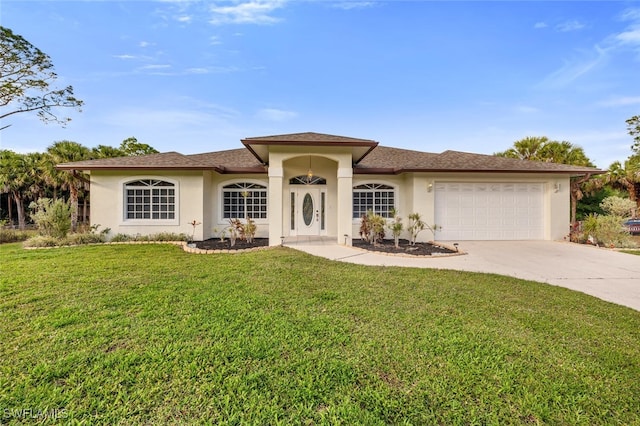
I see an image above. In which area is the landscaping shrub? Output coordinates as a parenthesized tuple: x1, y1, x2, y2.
(600, 196, 637, 218)
(29, 198, 72, 239)
(582, 213, 636, 248)
(65, 232, 105, 245)
(360, 211, 385, 245)
(109, 233, 132, 242)
(0, 228, 33, 243)
(22, 235, 60, 248)
(148, 232, 188, 241)
(109, 232, 188, 243)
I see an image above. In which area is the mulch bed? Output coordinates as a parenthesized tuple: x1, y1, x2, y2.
(194, 237, 456, 256)
(194, 238, 269, 251)
(352, 239, 456, 256)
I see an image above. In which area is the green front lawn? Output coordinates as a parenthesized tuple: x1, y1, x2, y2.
(1, 243, 639, 424)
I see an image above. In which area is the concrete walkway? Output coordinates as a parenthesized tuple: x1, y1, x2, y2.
(284, 237, 640, 312)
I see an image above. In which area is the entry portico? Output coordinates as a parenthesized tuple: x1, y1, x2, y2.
(241, 133, 378, 246)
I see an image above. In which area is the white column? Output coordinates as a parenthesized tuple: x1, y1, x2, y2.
(268, 164, 284, 246)
(336, 164, 353, 245)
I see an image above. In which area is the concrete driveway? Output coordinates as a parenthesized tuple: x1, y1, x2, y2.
(287, 239, 640, 311)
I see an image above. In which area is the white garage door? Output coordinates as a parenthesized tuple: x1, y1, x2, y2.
(435, 182, 544, 240)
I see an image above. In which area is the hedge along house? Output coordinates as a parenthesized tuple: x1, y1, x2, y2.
(57, 132, 599, 245)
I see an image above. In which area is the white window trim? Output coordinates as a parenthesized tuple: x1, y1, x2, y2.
(120, 176, 180, 226)
(352, 181, 398, 222)
(217, 179, 269, 225)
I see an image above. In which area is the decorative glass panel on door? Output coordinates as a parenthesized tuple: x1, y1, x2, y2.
(302, 193, 314, 226)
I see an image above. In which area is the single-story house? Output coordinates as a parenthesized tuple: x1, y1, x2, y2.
(57, 132, 599, 245)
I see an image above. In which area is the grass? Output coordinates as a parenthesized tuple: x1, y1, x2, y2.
(1, 243, 640, 425)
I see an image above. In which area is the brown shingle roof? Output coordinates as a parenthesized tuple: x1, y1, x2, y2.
(57, 152, 210, 170)
(57, 134, 601, 176)
(355, 146, 600, 175)
(186, 149, 266, 173)
(241, 132, 377, 144)
(242, 132, 378, 164)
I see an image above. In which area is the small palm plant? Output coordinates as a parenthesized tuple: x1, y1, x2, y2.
(407, 213, 441, 244)
(407, 213, 425, 246)
(368, 211, 386, 246)
(188, 220, 201, 243)
(244, 216, 257, 244)
(387, 209, 403, 249)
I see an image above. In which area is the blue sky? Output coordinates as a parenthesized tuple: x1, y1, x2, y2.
(2, 0, 639, 169)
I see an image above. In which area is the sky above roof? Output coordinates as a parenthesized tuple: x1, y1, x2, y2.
(2, 0, 639, 169)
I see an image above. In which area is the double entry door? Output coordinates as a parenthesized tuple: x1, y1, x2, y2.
(291, 187, 325, 236)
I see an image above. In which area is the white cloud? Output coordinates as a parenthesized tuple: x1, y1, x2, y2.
(139, 64, 172, 70)
(256, 108, 298, 121)
(515, 105, 539, 114)
(138, 41, 152, 48)
(556, 20, 586, 32)
(538, 9, 640, 89)
(114, 54, 136, 60)
(538, 45, 608, 89)
(330, 2, 376, 11)
(176, 15, 192, 23)
(534, 22, 547, 29)
(209, 0, 285, 25)
(616, 28, 640, 44)
(613, 8, 640, 48)
(598, 96, 640, 107)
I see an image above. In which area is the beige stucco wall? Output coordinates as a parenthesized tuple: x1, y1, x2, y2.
(207, 173, 270, 240)
(351, 173, 571, 242)
(90, 170, 206, 240)
(91, 167, 572, 244)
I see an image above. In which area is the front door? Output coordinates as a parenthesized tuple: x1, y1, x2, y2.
(294, 188, 323, 235)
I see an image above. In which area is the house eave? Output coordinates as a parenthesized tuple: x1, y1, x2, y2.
(355, 167, 604, 176)
(56, 165, 214, 171)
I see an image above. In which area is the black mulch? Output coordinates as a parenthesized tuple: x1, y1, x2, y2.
(194, 238, 269, 250)
(193, 237, 456, 256)
(352, 239, 456, 256)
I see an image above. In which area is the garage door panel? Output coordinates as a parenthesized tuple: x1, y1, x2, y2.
(435, 182, 544, 240)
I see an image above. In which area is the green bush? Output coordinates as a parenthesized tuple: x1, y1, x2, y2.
(582, 213, 636, 248)
(65, 233, 105, 245)
(29, 198, 72, 239)
(149, 232, 188, 241)
(600, 196, 637, 218)
(23, 235, 60, 248)
(0, 228, 33, 243)
(108, 232, 188, 243)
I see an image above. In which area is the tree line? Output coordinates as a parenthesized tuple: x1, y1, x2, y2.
(494, 120, 640, 224)
(0, 137, 157, 230)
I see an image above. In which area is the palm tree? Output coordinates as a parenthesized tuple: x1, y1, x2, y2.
(604, 156, 640, 213)
(495, 136, 549, 160)
(47, 140, 91, 231)
(496, 137, 596, 223)
(539, 141, 594, 167)
(0, 150, 35, 229)
(92, 144, 125, 158)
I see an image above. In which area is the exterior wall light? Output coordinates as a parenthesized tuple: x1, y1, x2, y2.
(554, 183, 560, 193)
(427, 183, 433, 192)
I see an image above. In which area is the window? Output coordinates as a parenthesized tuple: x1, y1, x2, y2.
(223, 182, 267, 219)
(353, 183, 395, 219)
(124, 179, 175, 220)
(289, 175, 327, 185)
